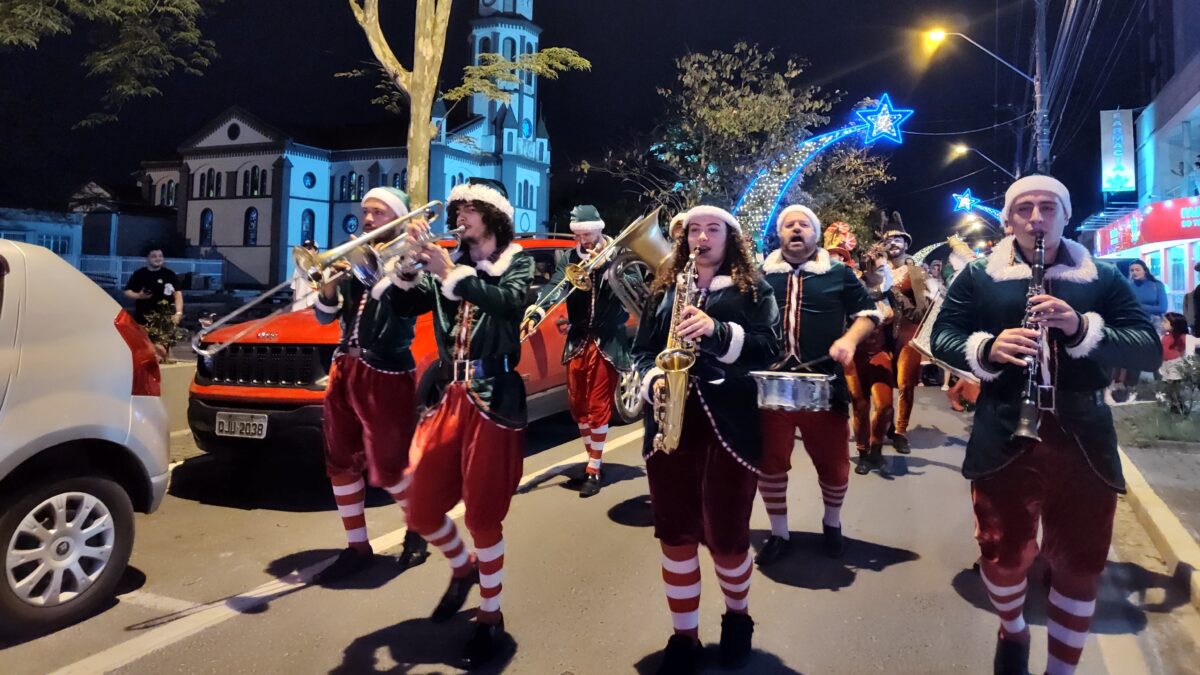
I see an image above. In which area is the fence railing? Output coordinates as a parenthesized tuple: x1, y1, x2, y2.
(78, 255, 225, 291)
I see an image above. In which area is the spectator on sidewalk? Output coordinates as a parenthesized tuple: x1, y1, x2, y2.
(1160, 312, 1198, 414)
(1184, 262, 1200, 337)
(124, 243, 183, 362)
(1118, 260, 1170, 395)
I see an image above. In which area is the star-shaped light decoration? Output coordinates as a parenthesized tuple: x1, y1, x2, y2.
(952, 189, 981, 212)
(855, 93, 914, 145)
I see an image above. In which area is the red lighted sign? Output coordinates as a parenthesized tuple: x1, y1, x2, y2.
(1094, 197, 1200, 257)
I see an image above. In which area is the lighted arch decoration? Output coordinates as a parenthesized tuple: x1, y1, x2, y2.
(951, 188, 1003, 221)
(733, 93, 913, 250)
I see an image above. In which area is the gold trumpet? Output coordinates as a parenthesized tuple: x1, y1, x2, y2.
(192, 201, 444, 358)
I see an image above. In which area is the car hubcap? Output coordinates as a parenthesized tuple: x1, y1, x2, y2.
(619, 370, 643, 417)
(6, 492, 115, 608)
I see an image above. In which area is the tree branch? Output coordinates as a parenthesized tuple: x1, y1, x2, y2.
(349, 0, 411, 93)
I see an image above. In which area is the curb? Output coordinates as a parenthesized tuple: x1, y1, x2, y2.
(1119, 447, 1200, 612)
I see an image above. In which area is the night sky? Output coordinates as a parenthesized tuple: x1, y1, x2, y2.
(0, 0, 1144, 248)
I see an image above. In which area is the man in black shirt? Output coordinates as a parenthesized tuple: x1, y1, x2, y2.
(124, 245, 183, 360)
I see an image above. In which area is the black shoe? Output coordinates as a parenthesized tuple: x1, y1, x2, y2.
(579, 472, 603, 498)
(397, 530, 430, 570)
(463, 619, 505, 669)
(992, 637, 1030, 675)
(855, 452, 872, 475)
(867, 445, 889, 475)
(892, 433, 911, 454)
(312, 547, 375, 585)
(754, 535, 791, 566)
(562, 464, 588, 487)
(431, 565, 479, 623)
(822, 524, 845, 558)
(718, 613, 754, 670)
(886, 424, 896, 440)
(657, 634, 701, 675)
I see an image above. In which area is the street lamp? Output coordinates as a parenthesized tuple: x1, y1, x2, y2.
(951, 143, 1017, 180)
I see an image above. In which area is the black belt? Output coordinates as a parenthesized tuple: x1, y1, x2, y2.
(438, 355, 515, 381)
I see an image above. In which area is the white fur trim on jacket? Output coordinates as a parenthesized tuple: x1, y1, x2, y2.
(315, 297, 340, 315)
(965, 331, 1002, 382)
(640, 366, 664, 403)
(985, 236, 1097, 284)
(675, 273, 734, 292)
(441, 264, 478, 301)
(1065, 311, 1105, 359)
(761, 248, 832, 276)
(389, 268, 425, 291)
(370, 276, 394, 301)
(717, 322, 746, 364)
(447, 183, 515, 220)
(852, 308, 886, 323)
(476, 242, 523, 277)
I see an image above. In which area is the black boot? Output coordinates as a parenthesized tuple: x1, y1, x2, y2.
(992, 637, 1030, 675)
(463, 619, 505, 669)
(822, 523, 845, 559)
(892, 433, 911, 454)
(579, 472, 603, 498)
(397, 529, 430, 570)
(754, 535, 791, 566)
(718, 613, 754, 669)
(854, 449, 872, 475)
(312, 547, 375, 585)
(656, 634, 701, 675)
(431, 565, 479, 623)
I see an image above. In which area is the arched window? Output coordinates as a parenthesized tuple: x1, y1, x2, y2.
(478, 37, 492, 63)
(243, 207, 258, 246)
(349, 171, 358, 201)
(339, 176, 348, 201)
(198, 173, 207, 200)
(206, 168, 215, 197)
(342, 214, 359, 235)
(401, 169, 407, 186)
(450, 175, 458, 188)
(259, 168, 268, 195)
(199, 208, 214, 246)
(159, 184, 167, 205)
(458, 172, 465, 186)
(523, 44, 534, 86)
(215, 172, 223, 197)
(167, 180, 175, 206)
(356, 174, 365, 200)
(242, 170, 250, 197)
(503, 37, 516, 61)
(301, 209, 315, 243)
(251, 167, 260, 196)
(393, 172, 403, 189)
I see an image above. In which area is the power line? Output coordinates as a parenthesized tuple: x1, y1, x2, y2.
(905, 112, 1032, 136)
(901, 167, 991, 195)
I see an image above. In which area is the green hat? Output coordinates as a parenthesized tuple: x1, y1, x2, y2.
(569, 205, 605, 233)
(361, 187, 411, 216)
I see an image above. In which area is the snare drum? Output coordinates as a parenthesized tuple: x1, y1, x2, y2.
(750, 371, 834, 412)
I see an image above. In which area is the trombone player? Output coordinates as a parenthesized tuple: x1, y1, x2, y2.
(310, 186, 429, 584)
(520, 205, 640, 498)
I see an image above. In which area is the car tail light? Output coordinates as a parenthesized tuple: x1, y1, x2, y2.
(114, 310, 161, 396)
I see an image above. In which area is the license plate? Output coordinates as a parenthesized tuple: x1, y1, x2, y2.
(214, 412, 268, 439)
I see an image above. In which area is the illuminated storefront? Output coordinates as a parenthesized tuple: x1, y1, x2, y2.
(1093, 197, 1200, 311)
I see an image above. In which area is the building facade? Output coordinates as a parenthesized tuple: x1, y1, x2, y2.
(138, 0, 550, 287)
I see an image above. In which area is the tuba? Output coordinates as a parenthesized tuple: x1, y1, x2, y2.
(652, 249, 699, 454)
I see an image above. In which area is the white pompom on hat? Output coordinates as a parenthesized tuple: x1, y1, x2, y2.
(361, 187, 411, 218)
(776, 204, 821, 233)
(1002, 175, 1072, 222)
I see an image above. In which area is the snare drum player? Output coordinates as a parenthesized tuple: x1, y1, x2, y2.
(311, 187, 428, 584)
(387, 178, 533, 668)
(754, 205, 880, 566)
(932, 176, 1160, 675)
(633, 205, 780, 674)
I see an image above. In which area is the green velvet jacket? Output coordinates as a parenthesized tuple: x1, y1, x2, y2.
(931, 236, 1161, 491)
(385, 242, 534, 428)
(314, 276, 417, 372)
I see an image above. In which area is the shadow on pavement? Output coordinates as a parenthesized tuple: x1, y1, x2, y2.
(168, 454, 394, 512)
(876, 454, 965, 479)
(905, 424, 967, 450)
(331, 609, 516, 674)
(516, 461, 644, 496)
(608, 494, 655, 528)
(950, 559, 1191, 634)
(266, 548, 412, 591)
(633, 643, 802, 674)
(0, 565, 150, 648)
(752, 530, 920, 591)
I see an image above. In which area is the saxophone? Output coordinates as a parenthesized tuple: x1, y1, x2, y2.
(1012, 233, 1048, 443)
(652, 250, 699, 454)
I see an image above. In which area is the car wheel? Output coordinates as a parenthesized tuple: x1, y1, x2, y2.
(0, 475, 135, 637)
(613, 368, 645, 424)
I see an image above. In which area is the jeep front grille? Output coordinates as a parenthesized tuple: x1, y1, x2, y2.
(208, 345, 323, 387)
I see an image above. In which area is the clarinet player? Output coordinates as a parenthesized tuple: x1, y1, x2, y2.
(931, 176, 1160, 675)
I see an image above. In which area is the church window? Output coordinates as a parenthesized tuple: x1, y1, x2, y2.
(401, 169, 408, 186)
(342, 214, 359, 235)
(301, 209, 315, 243)
(349, 171, 359, 201)
(198, 174, 207, 200)
(523, 44, 534, 86)
(167, 180, 175, 206)
(506, 133, 512, 152)
(244, 207, 258, 246)
(206, 168, 216, 197)
(303, 172, 316, 189)
(199, 209, 214, 246)
(357, 174, 365, 200)
(251, 167, 260, 196)
(339, 176, 348, 201)
(227, 123, 241, 141)
(392, 172, 403, 189)
(260, 168, 269, 195)
(242, 171, 250, 196)
(215, 172, 223, 197)
(159, 184, 167, 205)
(503, 37, 516, 61)
(478, 37, 492, 64)
(458, 173, 465, 186)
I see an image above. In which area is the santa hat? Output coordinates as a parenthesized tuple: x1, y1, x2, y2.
(685, 204, 742, 233)
(669, 212, 687, 236)
(361, 187, 411, 217)
(447, 177, 514, 222)
(1002, 174, 1072, 222)
(568, 204, 605, 233)
(776, 204, 821, 233)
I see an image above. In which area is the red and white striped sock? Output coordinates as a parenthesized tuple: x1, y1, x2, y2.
(330, 474, 371, 553)
(424, 516, 474, 578)
(660, 543, 701, 639)
(819, 479, 848, 528)
(475, 533, 505, 625)
(587, 424, 608, 475)
(384, 474, 411, 512)
(980, 564, 1030, 642)
(1045, 575, 1099, 675)
(758, 474, 790, 539)
(713, 551, 752, 614)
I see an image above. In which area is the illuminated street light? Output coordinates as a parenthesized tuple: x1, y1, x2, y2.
(927, 28, 947, 44)
(950, 143, 1017, 180)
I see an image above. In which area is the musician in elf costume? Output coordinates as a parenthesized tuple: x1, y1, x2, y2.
(932, 175, 1160, 675)
(754, 206, 881, 566)
(521, 205, 639, 498)
(879, 211, 930, 455)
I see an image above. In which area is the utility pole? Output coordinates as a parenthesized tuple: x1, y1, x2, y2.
(1034, 0, 1051, 173)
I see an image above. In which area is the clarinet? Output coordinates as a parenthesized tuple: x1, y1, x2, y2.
(1011, 233, 1046, 443)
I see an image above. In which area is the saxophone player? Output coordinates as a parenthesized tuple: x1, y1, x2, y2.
(632, 205, 780, 674)
(931, 176, 1160, 675)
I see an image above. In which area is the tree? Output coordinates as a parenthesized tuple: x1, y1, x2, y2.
(0, 0, 220, 128)
(791, 145, 894, 246)
(346, 0, 589, 205)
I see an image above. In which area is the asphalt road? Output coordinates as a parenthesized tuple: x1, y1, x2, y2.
(3, 389, 1199, 674)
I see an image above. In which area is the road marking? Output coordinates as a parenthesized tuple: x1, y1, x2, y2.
(51, 427, 645, 675)
(116, 590, 200, 615)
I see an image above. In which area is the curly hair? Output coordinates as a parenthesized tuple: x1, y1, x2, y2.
(651, 221, 761, 299)
(449, 199, 514, 255)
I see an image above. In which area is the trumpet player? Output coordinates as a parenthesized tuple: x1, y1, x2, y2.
(754, 205, 880, 566)
(520, 205, 638, 498)
(311, 187, 429, 584)
(387, 178, 531, 668)
(632, 205, 780, 674)
(932, 175, 1160, 675)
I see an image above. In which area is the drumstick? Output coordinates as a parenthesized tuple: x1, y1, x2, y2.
(771, 354, 833, 372)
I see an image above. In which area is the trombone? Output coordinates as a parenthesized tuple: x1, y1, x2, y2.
(192, 201, 445, 358)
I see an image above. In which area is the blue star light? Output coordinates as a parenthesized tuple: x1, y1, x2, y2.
(855, 93, 914, 145)
(952, 189, 981, 212)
